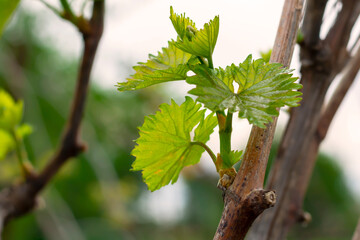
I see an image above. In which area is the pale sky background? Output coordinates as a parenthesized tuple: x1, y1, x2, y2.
(16, 0, 360, 221)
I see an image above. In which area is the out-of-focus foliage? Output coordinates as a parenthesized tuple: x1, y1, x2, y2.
(0, 128, 14, 160)
(0, 11, 165, 240)
(0, 0, 20, 36)
(288, 154, 360, 240)
(0, 88, 32, 161)
(0, 8, 358, 240)
(0, 9, 223, 240)
(0, 89, 23, 130)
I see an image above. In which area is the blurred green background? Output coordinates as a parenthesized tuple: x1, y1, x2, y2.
(0, 10, 359, 240)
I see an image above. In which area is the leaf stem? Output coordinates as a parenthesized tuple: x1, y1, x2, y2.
(10, 128, 27, 178)
(191, 141, 217, 164)
(208, 56, 214, 69)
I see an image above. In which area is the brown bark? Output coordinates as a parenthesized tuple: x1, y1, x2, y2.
(213, 0, 305, 239)
(247, 0, 360, 239)
(0, 1, 105, 236)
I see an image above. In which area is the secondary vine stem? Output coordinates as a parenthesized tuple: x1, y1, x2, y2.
(206, 55, 233, 167)
(191, 141, 217, 164)
(208, 56, 214, 69)
(217, 111, 233, 165)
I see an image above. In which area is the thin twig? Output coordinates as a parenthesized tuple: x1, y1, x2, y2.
(59, 0, 76, 20)
(43, 0, 92, 35)
(317, 45, 360, 140)
(0, 0, 105, 231)
(301, 0, 328, 47)
(325, 1, 360, 73)
(36, 0, 104, 186)
(38, 0, 62, 16)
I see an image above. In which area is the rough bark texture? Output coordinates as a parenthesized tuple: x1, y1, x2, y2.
(0, 1, 104, 237)
(247, 0, 360, 239)
(213, 0, 305, 239)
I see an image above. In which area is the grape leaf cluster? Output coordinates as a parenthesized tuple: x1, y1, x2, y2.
(117, 7, 302, 191)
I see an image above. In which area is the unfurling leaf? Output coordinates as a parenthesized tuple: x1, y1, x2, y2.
(228, 150, 243, 167)
(186, 55, 302, 128)
(216, 150, 243, 170)
(260, 49, 272, 63)
(170, 6, 197, 41)
(174, 15, 219, 59)
(132, 97, 217, 191)
(117, 41, 192, 91)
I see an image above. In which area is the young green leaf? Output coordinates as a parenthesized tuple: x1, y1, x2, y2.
(132, 97, 216, 191)
(186, 64, 234, 112)
(186, 55, 302, 128)
(0, 89, 23, 130)
(194, 112, 217, 143)
(117, 41, 192, 91)
(215, 149, 243, 172)
(170, 6, 197, 41)
(0, 129, 15, 160)
(232, 55, 302, 127)
(228, 150, 243, 167)
(174, 15, 219, 59)
(16, 123, 33, 140)
(0, 0, 20, 36)
(260, 49, 272, 63)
